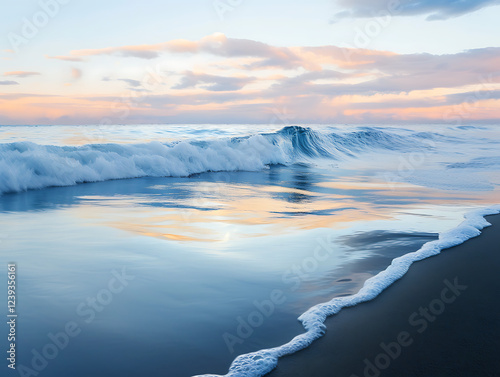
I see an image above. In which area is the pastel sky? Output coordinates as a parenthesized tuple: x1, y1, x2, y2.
(1, 0, 500, 125)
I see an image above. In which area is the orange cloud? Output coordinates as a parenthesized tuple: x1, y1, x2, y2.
(46, 55, 85, 62)
(71, 67, 82, 80)
(4, 71, 40, 78)
(4, 34, 500, 125)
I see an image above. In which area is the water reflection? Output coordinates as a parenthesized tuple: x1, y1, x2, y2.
(1, 164, 498, 377)
(1, 164, 495, 245)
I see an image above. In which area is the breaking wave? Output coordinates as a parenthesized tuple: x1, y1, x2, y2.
(0, 126, 422, 195)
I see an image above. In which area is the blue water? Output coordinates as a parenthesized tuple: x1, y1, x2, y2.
(0, 124, 499, 376)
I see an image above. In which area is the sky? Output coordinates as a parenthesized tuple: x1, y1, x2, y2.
(1, 0, 500, 125)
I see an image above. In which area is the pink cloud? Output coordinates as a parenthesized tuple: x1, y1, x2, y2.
(7, 34, 500, 125)
(46, 33, 315, 70)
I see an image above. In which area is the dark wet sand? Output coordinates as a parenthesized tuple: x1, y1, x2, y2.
(268, 214, 500, 377)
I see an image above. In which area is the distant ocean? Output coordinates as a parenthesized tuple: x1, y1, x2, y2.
(0, 124, 499, 377)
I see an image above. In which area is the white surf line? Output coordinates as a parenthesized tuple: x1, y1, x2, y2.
(196, 205, 500, 377)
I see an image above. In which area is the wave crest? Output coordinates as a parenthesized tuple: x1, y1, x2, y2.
(0, 126, 416, 195)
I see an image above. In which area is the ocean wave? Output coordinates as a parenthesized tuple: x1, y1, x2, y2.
(196, 205, 500, 377)
(0, 126, 420, 195)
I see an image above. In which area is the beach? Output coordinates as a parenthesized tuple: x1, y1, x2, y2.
(268, 214, 500, 377)
(3, 1, 500, 376)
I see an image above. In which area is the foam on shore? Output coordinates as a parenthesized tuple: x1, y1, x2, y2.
(196, 205, 500, 377)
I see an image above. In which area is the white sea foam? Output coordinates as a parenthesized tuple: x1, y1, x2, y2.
(0, 136, 290, 195)
(196, 205, 500, 377)
(0, 126, 413, 195)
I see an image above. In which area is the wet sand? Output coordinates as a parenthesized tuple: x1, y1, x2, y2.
(268, 214, 500, 377)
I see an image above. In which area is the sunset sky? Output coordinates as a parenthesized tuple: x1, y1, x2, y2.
(1, 0, 500, 125)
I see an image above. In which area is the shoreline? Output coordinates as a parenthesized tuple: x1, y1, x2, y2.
(266, 214, 500, 377)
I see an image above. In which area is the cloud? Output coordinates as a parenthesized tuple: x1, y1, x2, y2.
(73, 45, 165, 59)
(349, 89, 500, 110)
(49, 43, 173, 61)
(332, 0, 500, 22)
(0, 81, 19, 85)
(173, 72, 254, 91)
(101, 77, 146, 89)
(0, 93, 58, 100)
(47, 33, 316, 70)
(85, 91, 259, 107)
(117, 78, 142, 87)
(446, 88, 500, 102)
(4, 71, 40, 78)
(71, 68, 82, 80)
(46, 55, 85, 62)
(190, 34, 314, 70)
(282, 47, 500, 96)
(3, 87, 500, 125)
(8, 34, 500, 124)
(269, 70, 351, 92)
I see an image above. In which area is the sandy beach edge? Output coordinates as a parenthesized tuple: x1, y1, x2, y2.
(267, 214, 500, 377)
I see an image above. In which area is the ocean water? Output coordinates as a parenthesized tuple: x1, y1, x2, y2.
(0, 124, 499, 377)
